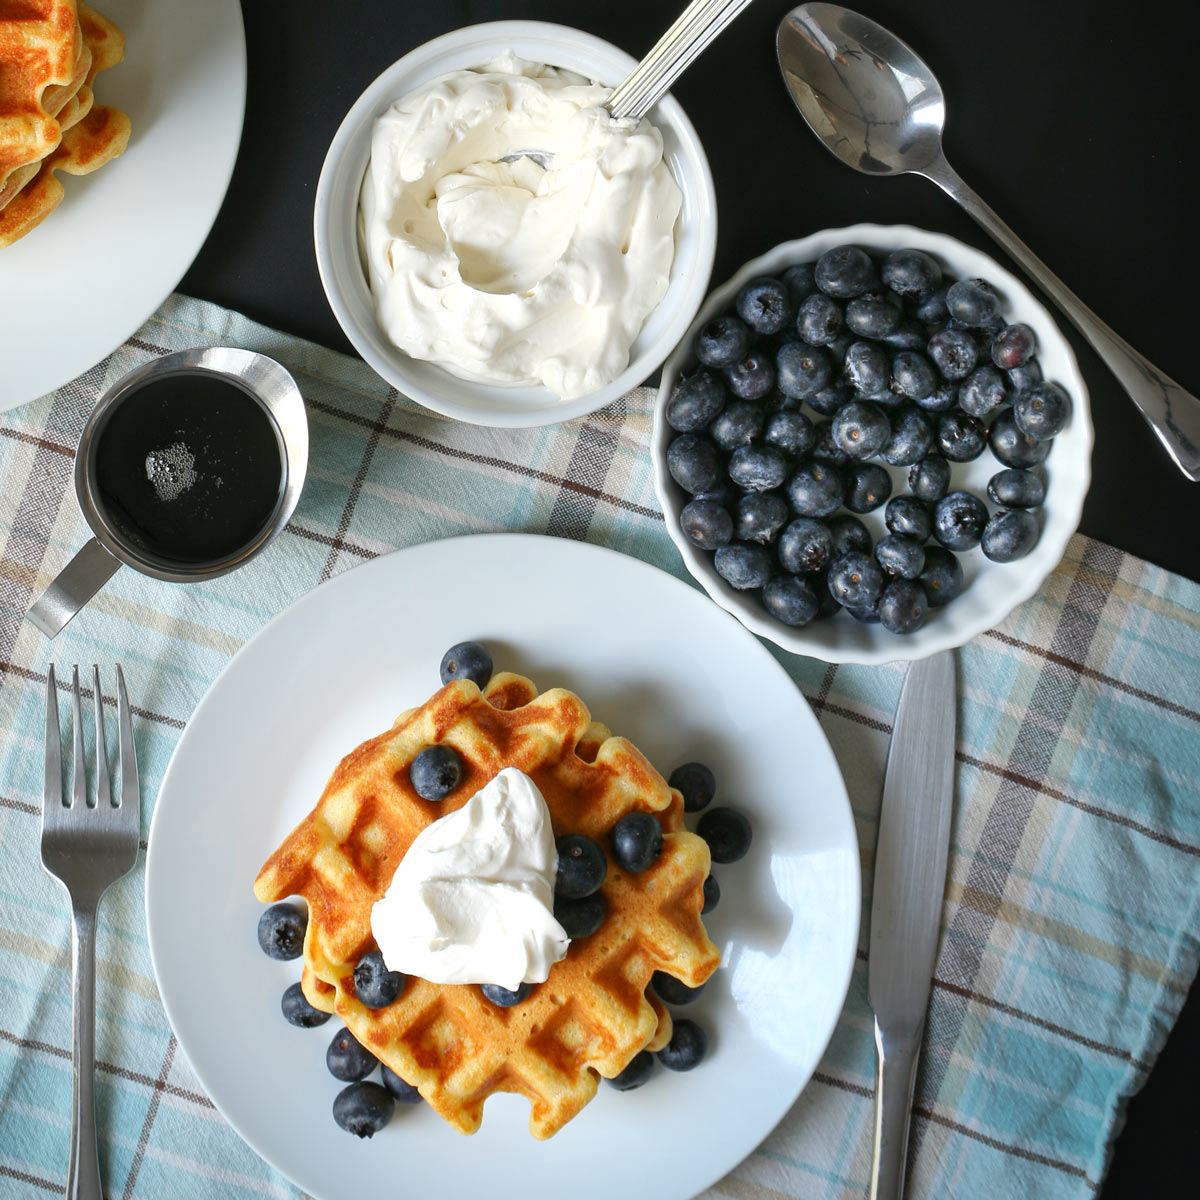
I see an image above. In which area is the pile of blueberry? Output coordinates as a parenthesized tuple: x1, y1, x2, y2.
(663, 245, 1071, 634)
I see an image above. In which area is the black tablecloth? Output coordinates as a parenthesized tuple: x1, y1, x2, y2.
(180, 2, 1196, 1192)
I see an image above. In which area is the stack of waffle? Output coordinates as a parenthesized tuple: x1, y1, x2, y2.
(0, 0, 130, 248)
(255, 672, 722, 1139)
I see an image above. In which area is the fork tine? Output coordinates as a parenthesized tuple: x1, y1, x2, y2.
(116, 665, 138, 815)
(93, 666, 111, 808)
(70, 665, 88, 809)
(44, 664, 62, 810)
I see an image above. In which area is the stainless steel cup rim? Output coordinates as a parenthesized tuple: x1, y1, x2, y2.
(75, 347, 309, 583)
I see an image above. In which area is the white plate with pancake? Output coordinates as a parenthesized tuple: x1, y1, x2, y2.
(0, 0, 245, 413)
(145, 533, 860, 1200)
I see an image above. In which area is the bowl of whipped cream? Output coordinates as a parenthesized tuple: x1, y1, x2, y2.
(315, 21, 717, 428)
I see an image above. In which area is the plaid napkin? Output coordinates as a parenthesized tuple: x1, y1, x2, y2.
(1, 295, 1198, 1200)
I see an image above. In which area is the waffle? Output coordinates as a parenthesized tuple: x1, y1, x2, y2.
(0, 0, 128, 247)
(255, 672, 719, 1138)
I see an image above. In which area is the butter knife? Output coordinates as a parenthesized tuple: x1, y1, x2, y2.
(868, 649, 957, 1200)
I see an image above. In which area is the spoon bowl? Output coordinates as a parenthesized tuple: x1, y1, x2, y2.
(777, 2, 1200, 481)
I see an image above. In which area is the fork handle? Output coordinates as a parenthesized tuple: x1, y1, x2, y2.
(68, 904, 103, 1200)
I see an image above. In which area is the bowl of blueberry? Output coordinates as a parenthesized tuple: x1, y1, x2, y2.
(651, 224, 1093, 664)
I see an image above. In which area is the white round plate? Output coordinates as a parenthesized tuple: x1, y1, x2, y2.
(145, 534, 859, 1200)
(0, 0, 246, 413)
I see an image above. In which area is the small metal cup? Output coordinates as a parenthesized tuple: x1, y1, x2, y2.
(26, 347, 309, 638)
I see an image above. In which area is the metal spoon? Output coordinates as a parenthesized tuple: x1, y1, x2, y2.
(777, 2, 1200, 480)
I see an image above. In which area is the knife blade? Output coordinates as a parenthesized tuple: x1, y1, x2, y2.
(868, 649, 956, 1200)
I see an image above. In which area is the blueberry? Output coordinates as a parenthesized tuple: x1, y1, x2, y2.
(657, 1018, 707, 1071)
(912, 380, 957, 413)
(782, 262, 817, 302)
(810, 419, 850, 464)
(807, 382, 852, 416)
(815, 245, 878, 298)
(332, 1081, 394, 1138)
(936, 411, 987, 462)
(808, 569, 843, 618)
(729, 444, 790, 492)
(1013, 382, 1071, 440)
(927, 327, 980, 380)
(354, 950, 406, 1009)
(666, 371, 726, 432)
(725, 353, 776, 401)
(827, 550, 885, 609)
(709, 401, 765, 452)
(844, 340, 890, 394)
(795, 292, 844, 346)
(381, 1065, 423, 1104)
(884, 495, 933, 541)
(832, 400, 890, 459)
(827, 513, 872, 556)
(989, 409, 1051, 468)
(845, 292, 902, 338)
(694, 315, 749, 367)
(882, 407, 934, 466)
(919, 546, 964, 605)
(981, 509, 1040, 562)
(606, 1050, 654, 1091)
(763, 409, 815, 458)
(880, 319, 929, 352)
(696, 806, 752, 863)
(777, 342, 834, 398)
(555, 833, 607, 898)
(554, 892, 607, 938)
(1006, 359, 1043, 394)
(762, 574, 820, 626)
(439, 640, 493, 689)
(713, 543, 773, 590)
(987, 468, 1045, 509)
(878, 579, 930, 634)
(786, 460, 844, 517)
(668, 762, 716, 813)
(736, 277, 793, 335)
(734, 491, 788, 543)
(409, 744, 463, 801)
(825, 331, 855, 369)
(611, 811, 663, 873)
(908, 454, 952, 503)
(701, 874, 720, 914)
(778, 517, 833, 574)
(845, 601, 881, 624)
(991, 323, 1037, 370)
(875, 535, 925, 580)
(891, 350, 938, 401)
(915, 285, 950, 324)
(667, 432, 723, 493)
(843, 463, 892, 513)
(933, 491, 988, 551)
(281, 981, 331, 1028)
(257, 903, 306, 961)
(481, 981, 532, 1007)
(680, 497, 733, 550)
(881, 248, 942, 299)
(651, 971, 706, 1005)
(327, 1026, 378, 1082)
(958, 365, 1008, 420)
(946, 278, 1001, 327)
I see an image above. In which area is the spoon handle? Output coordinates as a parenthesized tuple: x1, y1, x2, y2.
(924, 156, 1200, 480)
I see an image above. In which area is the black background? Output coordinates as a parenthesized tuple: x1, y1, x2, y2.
(180, 2, 1196, 1192)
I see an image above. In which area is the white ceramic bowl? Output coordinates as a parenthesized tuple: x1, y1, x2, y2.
(651, 225, 1094, 665)
(314, 21, 716, 428)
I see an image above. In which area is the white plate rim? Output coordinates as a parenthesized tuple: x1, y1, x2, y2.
(144, 532, 860, 1200)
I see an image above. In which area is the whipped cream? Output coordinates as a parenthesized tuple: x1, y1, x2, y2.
(370, 767, 569, 990)
(358, 53, 682, 399)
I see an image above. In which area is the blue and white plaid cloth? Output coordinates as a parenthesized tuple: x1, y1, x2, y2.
(1, 295, 1198, 1198)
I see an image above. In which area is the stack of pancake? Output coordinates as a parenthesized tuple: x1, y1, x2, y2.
(0, 0, 130, 248)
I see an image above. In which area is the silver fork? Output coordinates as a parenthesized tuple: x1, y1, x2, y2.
(41, 665, 140, 1200)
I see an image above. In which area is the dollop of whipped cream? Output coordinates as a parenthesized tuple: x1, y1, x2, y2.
(358, 53, 682, 399)
(370, 767, 569, 990)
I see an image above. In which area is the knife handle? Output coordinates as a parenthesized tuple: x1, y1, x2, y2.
(870, 1018, 922, 1200)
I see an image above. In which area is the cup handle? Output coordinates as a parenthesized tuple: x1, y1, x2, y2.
(25, 538, 123, 638)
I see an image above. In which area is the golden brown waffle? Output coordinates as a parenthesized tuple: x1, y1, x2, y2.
(0, 0, 128, 247)
(255, 672, 719, 1138)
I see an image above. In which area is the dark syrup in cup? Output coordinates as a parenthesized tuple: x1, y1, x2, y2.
(92, 374, 285, 565)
